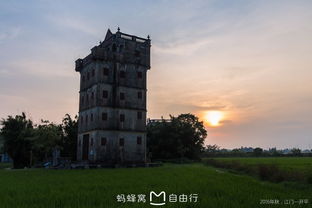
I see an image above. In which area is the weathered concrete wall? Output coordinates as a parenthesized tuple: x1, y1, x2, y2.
(77, 131, 146, 162)
(76, 29, 150, 164)
(79, 63, 146, 111)
(78, 107, 146, 132)
(79, 84, 146, 111)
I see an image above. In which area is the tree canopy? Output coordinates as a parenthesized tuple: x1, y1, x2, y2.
(0, 113, 78, 168)
(60, 114, 78, 160)
(0, 113, 34, 168)
(147, 113, 207, 161)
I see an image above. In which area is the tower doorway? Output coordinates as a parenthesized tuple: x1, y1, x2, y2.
(82, 134, 89, 160)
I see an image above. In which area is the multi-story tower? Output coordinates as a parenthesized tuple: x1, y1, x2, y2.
(75, 28, 151, 164)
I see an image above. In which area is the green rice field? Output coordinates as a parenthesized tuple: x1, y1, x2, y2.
(205, 157, 312, 183)
(213, 157, 312, 173)
(0, 161, 311, 208)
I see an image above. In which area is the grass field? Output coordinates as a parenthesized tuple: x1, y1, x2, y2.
(0, 162, 311, 208)
(0, 163, 11, 169)
(213, 157, 312, 173)
(204, 157, 312, 184)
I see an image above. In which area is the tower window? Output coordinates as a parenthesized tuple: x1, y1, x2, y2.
(120, 92, 125, 100)
(138, 91, 142, 99)
(137, 71, 142, 78)
(120, 71, 125, 78)
(112, 44, 117, 52)
(103, 68, 109, 76)
(119, 45, 123, 52)
(135, 50, 140, 57)
(92, 69, 95, 77)
(86, 115, 88, 124)
(102, 112, 108, 121)
(137, 111, 142, 120)
(101, 137, 107, 146)
(82, 75, 85, 81)
(91, 92, 94, 100)
(120, 114, 125, 122)
(103, 90, 108, 98)
(119, 138, 124, 146)
(87, 72, 90, 80)
(137, 136, 142, 145)
(90, 113, 93, 122)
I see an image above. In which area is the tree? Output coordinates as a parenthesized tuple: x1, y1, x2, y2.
(0, 135, 4, 154)
(253, 147, 263, 156)
(60, 114, 78, 160)
(291, 148, 301, 156)
(32, 120, 62, 163)
(0, 113, 78, 167)
(269, 148, 281, 156)
(0, 113, 34, 168)
(147, 113, 207, 160)
(205, 144, 220, 157)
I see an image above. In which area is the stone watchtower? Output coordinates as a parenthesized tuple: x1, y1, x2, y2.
(75, 28, 151, 164)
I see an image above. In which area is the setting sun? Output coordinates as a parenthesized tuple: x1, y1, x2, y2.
(205, 111, 224, 127)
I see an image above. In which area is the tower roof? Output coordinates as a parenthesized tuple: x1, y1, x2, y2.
(75, 28, 151, 72)
(104, 29, 113, 41)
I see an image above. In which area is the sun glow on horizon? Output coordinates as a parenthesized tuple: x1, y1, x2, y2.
(205, 111, 224, 127)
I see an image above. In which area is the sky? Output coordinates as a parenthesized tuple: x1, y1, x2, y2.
(0, 0, 312, 149)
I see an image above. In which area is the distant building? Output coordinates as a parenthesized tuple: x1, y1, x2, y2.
(147, 118, 171, 125)
(281, 149, 292, 155)
(239, 147, 254, 153)
(302, 149, 311, 154)
(0, 153, 12, 163)
(75, 28, 151, 164)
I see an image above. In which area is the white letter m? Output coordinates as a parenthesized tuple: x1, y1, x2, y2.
(149, 191, 166, 206)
